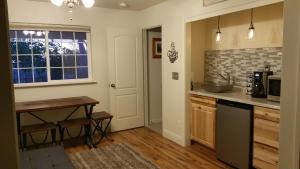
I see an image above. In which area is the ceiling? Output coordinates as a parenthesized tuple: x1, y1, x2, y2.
(29, 0, 168, 10)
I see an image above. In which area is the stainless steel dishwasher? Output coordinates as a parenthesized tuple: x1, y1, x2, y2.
(216, 99, 253, 169)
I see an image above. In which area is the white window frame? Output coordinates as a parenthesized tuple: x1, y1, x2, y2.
(10, 23, 94, 88)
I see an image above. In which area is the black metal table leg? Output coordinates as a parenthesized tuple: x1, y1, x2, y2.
(17, 112, 22, 150)
(84, 105, 95, 148)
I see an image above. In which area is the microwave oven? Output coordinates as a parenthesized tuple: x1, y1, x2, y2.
(267, 75, 281, 102)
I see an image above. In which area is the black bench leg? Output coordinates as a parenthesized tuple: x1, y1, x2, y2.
(59, 126, 65, 146)
(22, 133, 27, 151)
(51, 128, 56, 145)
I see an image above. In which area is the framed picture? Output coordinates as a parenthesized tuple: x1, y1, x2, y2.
(203, 0, 227, 7)
(152, 38, 162, 59)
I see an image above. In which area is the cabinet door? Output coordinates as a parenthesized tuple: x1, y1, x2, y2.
(190, 103, 216, 149)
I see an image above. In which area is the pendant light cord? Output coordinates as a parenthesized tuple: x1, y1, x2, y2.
(217, 16, 221, 32)
(250, 9, 254, 27)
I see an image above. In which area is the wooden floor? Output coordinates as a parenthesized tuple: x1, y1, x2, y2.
(65, 127, 232, 169)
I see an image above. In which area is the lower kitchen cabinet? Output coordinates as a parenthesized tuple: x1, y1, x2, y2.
(253, 106, 280, 169)
(190, 95, 216, 149)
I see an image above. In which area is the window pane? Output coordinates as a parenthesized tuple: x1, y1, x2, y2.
(76, 55, 88, 66)
(9, 30, 16, 39)
(62, 42, 74, 54)
(62, 31, 74, 40)
(64, 68, 76, 79)
(32, 39, 45, 54)
(63, 55, 75, 67)
(77, 67, 88, 79)
(51, 68, 63, 80)
(34, 68, 47, 82)
(49, 31, 61, 39)
(49, 41, 62, 55)
(75, 32, 86, 42)
(16, 30, 31, 41)
(10, 41, 17, 55)
(17, 41, 31, 54)
(13, 69, 19, 84)
(33, 55, 46, 67)
(12, 55, 18, 68)
(19, 69, 33, 83)
(50, 55, 62, 67)
(75, 43, 87, 54)
(19, 55, 32, 68)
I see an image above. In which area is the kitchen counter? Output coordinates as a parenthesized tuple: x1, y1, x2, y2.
(190, 88, 280, 110)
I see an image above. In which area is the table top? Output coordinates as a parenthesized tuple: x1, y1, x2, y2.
(16, 96, 99, 113)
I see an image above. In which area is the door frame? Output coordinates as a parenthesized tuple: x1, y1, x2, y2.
(142, 25, 163, 128)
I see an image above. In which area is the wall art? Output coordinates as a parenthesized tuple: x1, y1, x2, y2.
(167, 42, 178, 63)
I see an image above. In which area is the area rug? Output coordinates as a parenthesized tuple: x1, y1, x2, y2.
(68, 144, 159, 169)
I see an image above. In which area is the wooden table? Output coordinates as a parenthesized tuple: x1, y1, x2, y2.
(15, 96, 99, 148)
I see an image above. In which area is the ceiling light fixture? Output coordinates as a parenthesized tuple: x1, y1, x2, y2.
(119, 2, 128, 8)
(248, 8, 255, 40)
(216, 16, 221, 42)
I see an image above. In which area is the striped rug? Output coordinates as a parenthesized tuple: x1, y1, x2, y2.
(68, 144, 159, 169)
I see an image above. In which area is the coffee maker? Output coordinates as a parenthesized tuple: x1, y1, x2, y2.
(252, 70, 273, 98)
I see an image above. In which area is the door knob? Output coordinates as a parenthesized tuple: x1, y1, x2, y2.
(110, 84, 116, 88)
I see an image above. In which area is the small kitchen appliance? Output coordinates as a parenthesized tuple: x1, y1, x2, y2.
(267, 75, 281, 102)
(251, 70, 273, 98)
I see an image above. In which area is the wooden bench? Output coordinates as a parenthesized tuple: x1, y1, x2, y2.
(91, 112, 113, 145)
(57, 118, 91, 145)
(20, 122, 57, 150)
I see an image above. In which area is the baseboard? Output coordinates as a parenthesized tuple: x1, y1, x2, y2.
(163, 129, 186, 146)
(150, 119, 162, 124)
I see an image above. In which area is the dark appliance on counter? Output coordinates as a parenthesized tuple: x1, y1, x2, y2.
(267, 75, 281, 102)
(251, 71, 273, 98)
(216, 100, 253, 169)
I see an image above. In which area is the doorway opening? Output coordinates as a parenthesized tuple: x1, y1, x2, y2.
(144, 26, 162, 135)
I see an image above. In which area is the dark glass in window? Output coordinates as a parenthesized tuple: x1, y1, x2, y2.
(51, 68, 63, 80)
(10, 30, 16, 39)
(10, 42, 17, 55)
(64, 68, 76, 79)
(75, 32, 86, 42)
(12, 56, 18, 68)
(77, 67, 88, 79)
(62, 31, 74, 40)
(48, 31, 61, 40)
(50, 55, 62, 67)
(34, 68, 47, 82)
(16, 30, 31, 40)
(19, 69, 33, 83)
(76, 55, 88, 66)
(75, 43, 87, 54)
(32, 39, 46, 54)
(17, 41, 31, 54)
(32, 31, 45, 39)
(63, 55, 75, 67)
(33, 55, 46, 67)
(19, 55, 32, 68)
(13, 69, 19, 84)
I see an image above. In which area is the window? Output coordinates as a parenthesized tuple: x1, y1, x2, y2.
(9, 28, 91, 86)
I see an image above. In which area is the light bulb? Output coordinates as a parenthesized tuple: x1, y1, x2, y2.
(216, 31, 221, 42)
(248, 27, 255, 39)
(51, 0, 64, 6)
(81, 0, 95, 8)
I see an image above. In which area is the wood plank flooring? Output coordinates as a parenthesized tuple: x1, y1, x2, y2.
(64, 127, 232, 169)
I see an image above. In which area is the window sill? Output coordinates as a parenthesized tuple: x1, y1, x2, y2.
(14, 80, 98, 89)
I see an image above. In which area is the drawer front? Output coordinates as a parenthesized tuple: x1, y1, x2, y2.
(253, 142, 278, 169)
(254, 118, 279, 148)
(190, 95, 216, 106)
(254, 106, 280, 123)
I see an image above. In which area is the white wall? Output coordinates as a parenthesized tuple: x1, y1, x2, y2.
(138, 0, 283, 146)
(8, 0, 139, 125)
(148, 31, 162, 124)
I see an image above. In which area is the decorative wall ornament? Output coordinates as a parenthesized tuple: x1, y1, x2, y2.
(203, 0, 227, 7)
(167, 42, 178, 63)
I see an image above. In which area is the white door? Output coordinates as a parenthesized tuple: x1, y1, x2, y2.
(107, 27, 144, 132)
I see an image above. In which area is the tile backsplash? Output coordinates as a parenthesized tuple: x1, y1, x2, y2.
(204, 47, 282, 87)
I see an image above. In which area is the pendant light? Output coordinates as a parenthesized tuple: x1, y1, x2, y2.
(248, 9, 255, 39)
(216, 16, 221, 42)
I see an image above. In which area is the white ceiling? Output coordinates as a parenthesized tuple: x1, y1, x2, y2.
(29, 0, 167, 10)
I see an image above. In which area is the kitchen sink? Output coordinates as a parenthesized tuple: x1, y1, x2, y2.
(203, 83, 234, 93)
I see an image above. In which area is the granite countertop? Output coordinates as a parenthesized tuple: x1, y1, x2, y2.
(190, 88, 280, 110)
